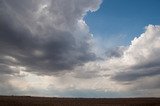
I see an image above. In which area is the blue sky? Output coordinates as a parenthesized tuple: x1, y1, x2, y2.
(85, 0, 160, 45)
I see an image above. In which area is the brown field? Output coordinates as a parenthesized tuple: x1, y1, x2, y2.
(0, 96, 160, 106)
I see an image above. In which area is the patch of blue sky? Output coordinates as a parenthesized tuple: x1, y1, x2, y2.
(85, 0, 160, 46)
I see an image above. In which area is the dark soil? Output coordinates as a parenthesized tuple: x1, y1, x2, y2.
(0, 96, 160, 106)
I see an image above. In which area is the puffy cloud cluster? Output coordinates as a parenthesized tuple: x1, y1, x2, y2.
(110, 25, 160, 82)
(100, 25, 160, 96)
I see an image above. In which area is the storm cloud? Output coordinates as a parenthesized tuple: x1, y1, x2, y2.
(0, 0, 101, 75)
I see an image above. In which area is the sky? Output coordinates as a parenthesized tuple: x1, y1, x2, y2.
(85, 0, 160, 46)
(0, 0, 160, 98)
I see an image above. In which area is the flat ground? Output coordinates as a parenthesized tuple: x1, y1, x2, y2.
(0, 96, 160, 106)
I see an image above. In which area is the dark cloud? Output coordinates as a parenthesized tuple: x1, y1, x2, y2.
(0, 64, 17, 75)
(111, 52, 160, 82)
(0, 0, 98, 75)
(111, 62, 160, 82)
(105, 46, 126, 58)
